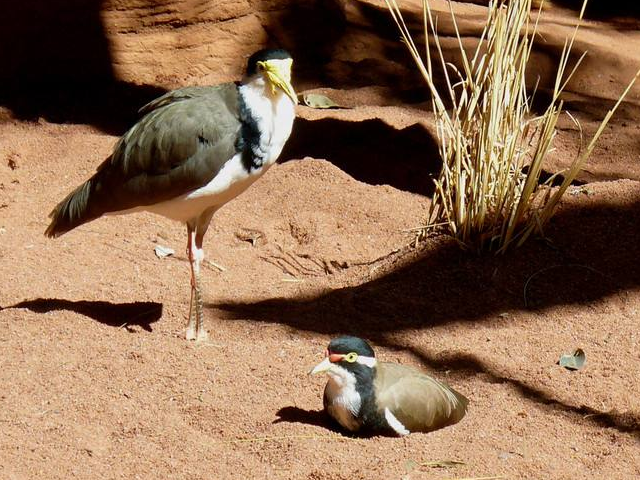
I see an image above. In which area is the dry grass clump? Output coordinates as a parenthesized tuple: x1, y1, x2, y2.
(385, 0, 639, 252)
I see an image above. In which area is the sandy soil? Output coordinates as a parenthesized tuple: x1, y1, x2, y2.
(1, 2, 639, 479)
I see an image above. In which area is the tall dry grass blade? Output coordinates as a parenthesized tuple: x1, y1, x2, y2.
(385, 0, 636, 253)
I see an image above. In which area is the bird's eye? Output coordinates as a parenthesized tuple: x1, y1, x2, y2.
(344, 352, 358, 363)
(257, 62, 265, 72)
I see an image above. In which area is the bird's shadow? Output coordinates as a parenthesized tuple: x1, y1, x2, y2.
(274, 406, 335, 430)
(3, 298, 162, 332)
(274, 406, 393, 438)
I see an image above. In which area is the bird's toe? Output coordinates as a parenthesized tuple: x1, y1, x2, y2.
(185, 325, 197, 341)
(195, 328, 210, 343)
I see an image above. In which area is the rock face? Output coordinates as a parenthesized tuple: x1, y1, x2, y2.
(2, 0, 639, 120)
(0, 0, 424, 90)
(99, 0, 417, 90)
(1, 0, 292, 88)
(103, 0, 278, 87)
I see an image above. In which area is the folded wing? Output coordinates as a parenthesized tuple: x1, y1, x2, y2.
(46, 84, 241, 237)
(375, 363, 468, 433)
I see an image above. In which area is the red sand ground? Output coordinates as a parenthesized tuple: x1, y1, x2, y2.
(1, 2, 639, 479)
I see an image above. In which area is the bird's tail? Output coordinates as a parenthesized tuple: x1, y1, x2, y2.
(45, 180, 96, 238)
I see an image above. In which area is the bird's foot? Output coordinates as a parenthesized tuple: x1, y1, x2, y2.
(185, 325, 197, 341)
(195, 328, 210, 343)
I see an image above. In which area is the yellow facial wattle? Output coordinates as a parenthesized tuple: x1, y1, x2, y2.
(258, 59, 298, 104)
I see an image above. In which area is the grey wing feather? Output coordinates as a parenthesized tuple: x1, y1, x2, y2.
(46, 83, 241, 237)
(375, 363, 468, 433)
(138, 85, 225, 116)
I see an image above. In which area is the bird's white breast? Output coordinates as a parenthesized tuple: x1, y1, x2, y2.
(238, 80, 296, 166)
(324, 371, 362, 432)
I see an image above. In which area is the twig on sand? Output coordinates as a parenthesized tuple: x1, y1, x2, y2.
(206, 259, 227, 272)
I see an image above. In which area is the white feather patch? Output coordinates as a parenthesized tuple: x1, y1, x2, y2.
(384, 408, 410, 436)
(355, 355, 377, 368)
(143, 152, 260, 222)
(324, 367, 362, 432)
(238, 79, 296, 166)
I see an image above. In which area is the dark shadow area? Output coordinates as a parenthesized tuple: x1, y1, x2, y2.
(401, 346, 640, 438)
(274, 406, 336, 430)
(0, 0, 167, 134)
(556, 93, 640, 124)
(521, 165, 587, 187)
(552, 0, 640, 21)
(2, 81, 169, 135)
(346, 1, 457, 99)
(463, 0, 640, 21)
(0, 1, 113, 85)
(274, 406, 393, 437)
(281, 117, 442, 196)
(265, 0, 349, 88)
(3, 298, 162, 332)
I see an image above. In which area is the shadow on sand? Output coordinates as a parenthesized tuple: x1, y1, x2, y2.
(3, 298, 163, 332)
(281, 117, 442, 196)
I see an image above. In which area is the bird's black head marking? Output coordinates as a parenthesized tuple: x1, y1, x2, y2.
(245, 48, 293, 76)
(325, 336, 376, 378)
(328, 336, 376, 358)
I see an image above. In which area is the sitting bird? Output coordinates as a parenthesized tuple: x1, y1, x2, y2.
(310, 336, 468, 435)
(45, 48, 297, 341)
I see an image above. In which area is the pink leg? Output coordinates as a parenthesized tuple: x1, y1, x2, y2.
(185, 227, 197, 340)
(185, 226, 208, 341)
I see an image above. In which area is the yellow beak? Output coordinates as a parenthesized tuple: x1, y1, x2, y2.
(258, 59, 298, 105)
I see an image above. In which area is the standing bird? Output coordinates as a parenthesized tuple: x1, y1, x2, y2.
(45, 48, 297, 341)
(310, 336, 468, 435)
